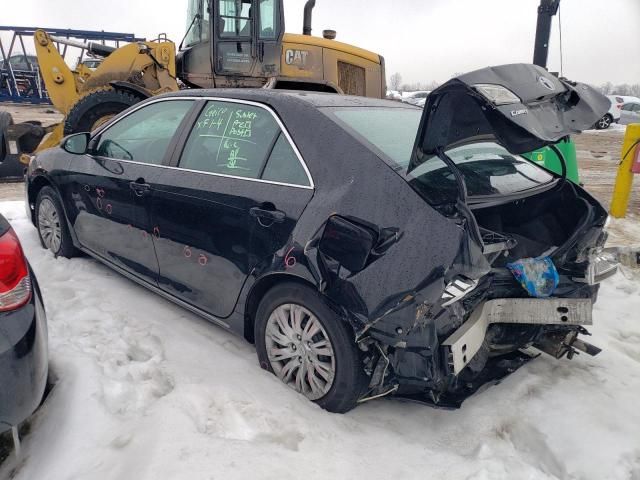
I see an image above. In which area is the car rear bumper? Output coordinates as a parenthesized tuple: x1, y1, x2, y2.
(442, 297, 594, 374)
(0, 271, 48, 432)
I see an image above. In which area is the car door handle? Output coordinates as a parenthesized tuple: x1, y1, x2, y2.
(129, 181, 151, 197)
(250, 206, 285, 226)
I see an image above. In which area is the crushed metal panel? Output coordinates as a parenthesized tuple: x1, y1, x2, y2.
(443, 298, 593, 375)
(442, 304, 488, 375)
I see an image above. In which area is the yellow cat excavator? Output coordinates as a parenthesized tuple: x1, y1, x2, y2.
(8, 0, 385, 162)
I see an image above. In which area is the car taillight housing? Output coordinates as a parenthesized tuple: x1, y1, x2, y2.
(0, 228, 32, 311)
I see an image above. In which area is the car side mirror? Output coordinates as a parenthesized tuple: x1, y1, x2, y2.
(61, 132, 90, 155)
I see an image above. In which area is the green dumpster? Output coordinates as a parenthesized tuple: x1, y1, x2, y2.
(522, 137, 580, 184)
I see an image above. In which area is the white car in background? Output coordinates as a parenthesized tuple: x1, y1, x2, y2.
(596, 95, 640, 129)
(401, 90, 431, 107)
(620, 101, 640, 125)
(594, 95, 623, 129)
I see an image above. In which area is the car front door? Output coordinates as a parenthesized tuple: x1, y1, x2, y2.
(59, 99, 195, 284)
(149, 98, 313, 319)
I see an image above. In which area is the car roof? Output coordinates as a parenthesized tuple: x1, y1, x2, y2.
(161, 89, 416, 109)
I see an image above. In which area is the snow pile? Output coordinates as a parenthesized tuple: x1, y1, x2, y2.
(1, 200, 639, 480)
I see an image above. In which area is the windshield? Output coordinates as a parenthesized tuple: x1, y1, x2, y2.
(184, 0, 210, 46)
(323, 106, 555, 206)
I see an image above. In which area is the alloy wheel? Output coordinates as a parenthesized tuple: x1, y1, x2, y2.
(597, 116, 611, 129)
(38, 198, 62, 253)
(264, 303, 336, 400)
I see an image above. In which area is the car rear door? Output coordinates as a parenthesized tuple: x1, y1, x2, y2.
(59, 99, 195, 284)
(149, 98, 313, 319)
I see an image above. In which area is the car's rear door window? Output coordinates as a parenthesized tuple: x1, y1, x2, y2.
(94, 100, 193, 164)
(261, 133, 310, 186)
(178, 100, 311, 186)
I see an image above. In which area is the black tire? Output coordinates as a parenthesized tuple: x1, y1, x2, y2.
(255, 282, 367, 413)
(595, 113, 612, 130)
(0, 111, 14, 163)
(63, 87, 142, 135)
(35, 186, 77, 258)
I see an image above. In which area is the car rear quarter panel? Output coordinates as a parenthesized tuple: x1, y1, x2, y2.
(236, 96, 478, 386)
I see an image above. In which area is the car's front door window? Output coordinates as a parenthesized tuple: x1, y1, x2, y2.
(94, 100, 193, 164)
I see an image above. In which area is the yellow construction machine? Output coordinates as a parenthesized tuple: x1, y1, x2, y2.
(12, 0, 385, 160)
(31, 30, 178, 152)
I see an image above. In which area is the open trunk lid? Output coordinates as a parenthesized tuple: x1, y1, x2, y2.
(408, 63, 610, 173)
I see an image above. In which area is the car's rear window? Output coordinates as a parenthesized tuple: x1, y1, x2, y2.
(410, 142, 555, 205)
(322, 106, 422, 168)
(323, 106, 555, 206)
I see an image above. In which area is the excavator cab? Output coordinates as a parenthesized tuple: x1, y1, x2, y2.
(178, 0, 285, 88)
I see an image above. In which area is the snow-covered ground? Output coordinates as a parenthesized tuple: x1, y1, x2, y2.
(1, 200, 640, 480)
(586, 123, 628, 134)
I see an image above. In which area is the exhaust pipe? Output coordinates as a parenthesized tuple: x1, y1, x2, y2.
(303, 0, 316, 35)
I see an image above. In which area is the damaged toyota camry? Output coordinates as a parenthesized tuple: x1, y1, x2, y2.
(25, 63, 616, 413)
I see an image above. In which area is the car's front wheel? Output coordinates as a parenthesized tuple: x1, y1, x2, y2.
(255, 282, 367, 413)
(35, 186, 76, 258)
(595, 113, 613, 130)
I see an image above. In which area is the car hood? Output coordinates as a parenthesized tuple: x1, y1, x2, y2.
(408, 63, 610, 173)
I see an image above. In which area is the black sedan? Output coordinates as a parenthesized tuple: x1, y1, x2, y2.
(25, 63, 615, 413)
(0, 214, 48, 431)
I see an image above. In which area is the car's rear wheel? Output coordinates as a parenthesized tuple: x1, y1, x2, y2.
(255, 282, 366, 413)
(35, 186, 76, 258)
(595, 113, 612, 130)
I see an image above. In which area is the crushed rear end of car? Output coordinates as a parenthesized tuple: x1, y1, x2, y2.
(338, 64, 618, 407)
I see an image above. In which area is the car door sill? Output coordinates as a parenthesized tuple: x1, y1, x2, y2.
(80, 247, 231, 329)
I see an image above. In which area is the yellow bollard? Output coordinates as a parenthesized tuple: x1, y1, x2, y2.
(610, 124, 640, 218)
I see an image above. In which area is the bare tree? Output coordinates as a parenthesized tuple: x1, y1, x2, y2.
(424, 80, 440, 91)
(389, 72, 402, 91)
(598, 82, 614, 95)
(615, 84, 632, 96)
